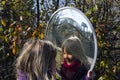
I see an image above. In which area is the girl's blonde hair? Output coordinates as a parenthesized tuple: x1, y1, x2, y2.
(62, 36, 89, 68)
(16, 38, 57, 80)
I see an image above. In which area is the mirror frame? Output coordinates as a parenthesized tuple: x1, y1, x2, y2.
(45, 7, 98, 71)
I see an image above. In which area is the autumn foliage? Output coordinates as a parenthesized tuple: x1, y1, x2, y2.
(0, 0, 120, 80)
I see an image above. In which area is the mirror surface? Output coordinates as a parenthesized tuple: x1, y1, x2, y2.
(45, 7, 97, 71)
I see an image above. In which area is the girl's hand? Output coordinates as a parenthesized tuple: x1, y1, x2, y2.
(87, 70, 92, 78)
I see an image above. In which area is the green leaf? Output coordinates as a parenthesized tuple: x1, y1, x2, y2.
(26, 11, 31, 16)
(117, 26, 120, 32)
(93, 5, 98, 11)
(100, 61, 105, 67)
(0, 27, 3, 32)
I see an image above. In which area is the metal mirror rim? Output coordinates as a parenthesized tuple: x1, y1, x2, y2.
(46, 7, 98, 71)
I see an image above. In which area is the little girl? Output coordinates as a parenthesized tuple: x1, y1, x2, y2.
(59, 36, 91, 80)
(16, 38, 58, 80)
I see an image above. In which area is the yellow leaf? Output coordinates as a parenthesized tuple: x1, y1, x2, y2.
(32, 30, 38, 38)
(39, 23, 44, 28)
(13, 41, 16, 47)
(1, 19, 6, 27)
(12, 47, 18, 55)
(12, 47, 16, 55)
(2, 1, 6, 5)
(40, 33, 44, 39)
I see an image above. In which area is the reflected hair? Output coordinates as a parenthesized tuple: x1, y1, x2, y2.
(62, 36, 89, 68)
(16, 38, 57, 80)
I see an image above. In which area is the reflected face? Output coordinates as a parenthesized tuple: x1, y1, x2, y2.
(63, 48, 77, 64)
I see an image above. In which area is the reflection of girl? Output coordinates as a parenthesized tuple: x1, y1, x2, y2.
(16, 38, 57, 80)
(59, 36, 91, 80)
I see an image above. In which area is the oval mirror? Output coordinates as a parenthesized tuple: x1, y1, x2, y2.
(45, 7, 97, 71)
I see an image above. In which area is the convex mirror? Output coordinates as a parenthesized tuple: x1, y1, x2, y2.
(45, 7, 97, 71)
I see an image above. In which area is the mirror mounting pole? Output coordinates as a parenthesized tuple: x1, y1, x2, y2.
(36, 0, 40, 28)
